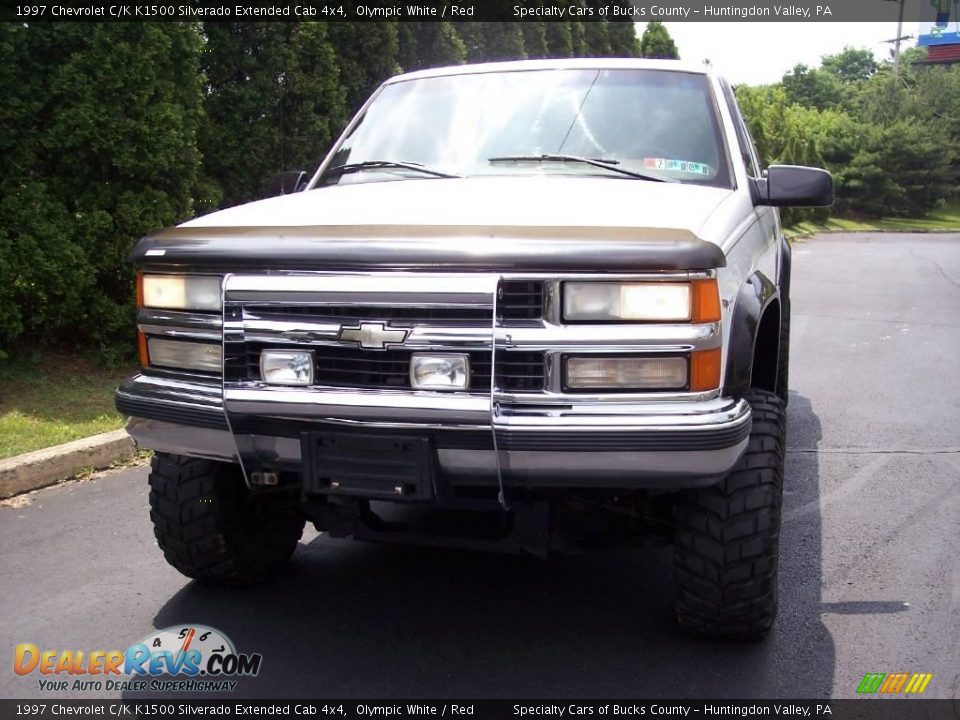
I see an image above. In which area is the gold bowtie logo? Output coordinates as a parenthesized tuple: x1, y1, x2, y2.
(338, 322, 408, 349)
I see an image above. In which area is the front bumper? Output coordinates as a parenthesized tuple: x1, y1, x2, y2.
(117, 373, 751, 489)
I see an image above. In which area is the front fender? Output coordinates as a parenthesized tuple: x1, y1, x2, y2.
(723, 271, 779, 398)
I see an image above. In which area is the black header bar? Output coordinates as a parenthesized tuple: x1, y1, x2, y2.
(1, 0, 946, 23)
(0, 700, 958, 720)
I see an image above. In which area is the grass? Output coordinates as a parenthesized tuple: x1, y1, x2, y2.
(0, 353, 133, 460)
(785, 201, 960, 239)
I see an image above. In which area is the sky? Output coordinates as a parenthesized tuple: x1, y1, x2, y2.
(649, 22, 920, 85)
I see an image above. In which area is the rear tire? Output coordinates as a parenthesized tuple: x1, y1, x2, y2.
(673, 389, 785, 641)
(149, 453, 304, 586)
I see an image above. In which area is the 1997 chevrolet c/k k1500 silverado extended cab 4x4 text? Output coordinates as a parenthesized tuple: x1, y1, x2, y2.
(116, 59, 832, 640)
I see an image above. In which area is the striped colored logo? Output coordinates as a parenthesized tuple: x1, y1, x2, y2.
(856, 672, 933, 694)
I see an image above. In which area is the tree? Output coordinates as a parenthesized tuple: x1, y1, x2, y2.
(821, 47, 879, 84)
(456, 23, 525, 62)
(781, 63, 844, 110)
(640, 21, 678, 59)
(583, 21, 613, 57)
(0, 23, 207, 354)
(543, 18, 574, 57)
(397, 22, 467, 71)
(200, 22, 347, 208)
(569, 19, 588, 56)
(521, 22, 550, 59)
(327, 23, 400, 114)
(840, 120, 952, 217)
(607, 11, 641, 57)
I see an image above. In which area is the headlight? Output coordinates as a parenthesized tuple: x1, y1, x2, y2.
(260, 350, 314, 386)
(147, 339, 222, 372)
(563, 282, 691, 322)
(562, 280, 722, 323)
(141, 274, 221, 311)
(410, 353, 469, 391)
(565, 355, 688, 390)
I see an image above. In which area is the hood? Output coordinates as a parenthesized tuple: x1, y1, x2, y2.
(182, 176, 732, 237)
(134, 177, 735, 272)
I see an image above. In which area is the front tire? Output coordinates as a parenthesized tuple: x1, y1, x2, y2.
(673, 389, 785, 641)
(149, 453, 304, 586)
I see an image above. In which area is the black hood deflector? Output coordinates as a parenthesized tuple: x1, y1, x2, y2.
(130, 224, 725, 272)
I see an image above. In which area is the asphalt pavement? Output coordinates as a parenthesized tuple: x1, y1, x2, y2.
(1, 232, 958, 700)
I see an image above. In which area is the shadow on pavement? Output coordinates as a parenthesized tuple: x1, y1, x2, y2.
(133, 393, 836, 699)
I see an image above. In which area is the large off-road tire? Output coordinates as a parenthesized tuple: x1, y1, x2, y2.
(149, 453, 304, 586)
(673, 389, 785, 641)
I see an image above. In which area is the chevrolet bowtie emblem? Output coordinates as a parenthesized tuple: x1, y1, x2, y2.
(338, 322, 408, 349)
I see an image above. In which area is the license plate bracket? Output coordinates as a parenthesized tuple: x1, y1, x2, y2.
(302, 431, 434, 501)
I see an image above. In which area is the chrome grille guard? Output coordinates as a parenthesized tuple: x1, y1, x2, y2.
(220, 272, 511, 499)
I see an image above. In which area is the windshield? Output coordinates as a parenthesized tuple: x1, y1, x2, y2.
(318, 68, 731, 188)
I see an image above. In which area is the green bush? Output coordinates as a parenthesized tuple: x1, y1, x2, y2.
(1, 20, 647, 359)
(0, 24, 206, 356)
(738, 50, 959, 224)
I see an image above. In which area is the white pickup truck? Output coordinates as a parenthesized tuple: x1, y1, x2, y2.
(117, 59, 832, 640)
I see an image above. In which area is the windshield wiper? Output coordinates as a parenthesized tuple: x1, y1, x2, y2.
(324, 160, 461, 179)
(487, 154, 674, 183)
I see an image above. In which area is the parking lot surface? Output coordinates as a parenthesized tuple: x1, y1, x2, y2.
(1, 232, 958, 699)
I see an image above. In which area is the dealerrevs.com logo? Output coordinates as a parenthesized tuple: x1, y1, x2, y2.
(14, 625, 262, 693)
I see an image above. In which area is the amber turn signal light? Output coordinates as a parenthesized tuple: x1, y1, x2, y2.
(690, 347, 721, 391)
(137, 331, 149, 369)
(691, 279, 721, 323)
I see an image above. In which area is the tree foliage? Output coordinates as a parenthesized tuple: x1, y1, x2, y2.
(200, 22, 347, 209)
(738, 46, 959, 224)
(0, 23, 205, 356)
(821, 47, 879, 83)
(781, 64, 844, 110)
(0, 17, 726, 357)
(640, 21, 679, 59)
(397, 22, 468, 70)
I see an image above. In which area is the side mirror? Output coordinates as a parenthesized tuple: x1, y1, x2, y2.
(754, 165, 833, 207)
(266, 170, 308, 197)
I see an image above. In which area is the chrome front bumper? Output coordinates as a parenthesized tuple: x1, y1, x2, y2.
(118, 373, 751, 489)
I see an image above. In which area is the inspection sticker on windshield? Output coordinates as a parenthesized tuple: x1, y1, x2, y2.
(644, 158, 712, 176)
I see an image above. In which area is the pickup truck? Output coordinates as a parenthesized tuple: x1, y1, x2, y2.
(116, 58, 832, 641)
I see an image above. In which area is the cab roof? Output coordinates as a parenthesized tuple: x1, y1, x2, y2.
(387, 58, 717, 85)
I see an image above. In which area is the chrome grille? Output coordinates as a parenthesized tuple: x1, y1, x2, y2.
(498, 280, 544, 322)
(243, 304, 490, 326)
(245, 344, 544, 394)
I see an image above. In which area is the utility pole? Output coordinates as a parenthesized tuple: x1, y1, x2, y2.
(882, 0, 913, 76)
(894, 0, 906, 76)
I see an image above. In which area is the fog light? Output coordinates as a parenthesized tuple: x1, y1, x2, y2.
(410, 353, 469, 391)
(565, 356, 687, 390)
(260, 350, 313, 386)
(147, 338, 222, 373)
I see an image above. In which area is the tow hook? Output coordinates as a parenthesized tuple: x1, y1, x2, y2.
(249, 471, 279, 486)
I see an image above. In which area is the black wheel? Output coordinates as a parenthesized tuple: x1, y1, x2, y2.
(776, 298, 790, 404)
(149, 453, 304, 586)
(673, 389, 785, 641)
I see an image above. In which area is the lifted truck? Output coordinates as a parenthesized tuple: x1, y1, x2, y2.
(117, 59, 832, 640)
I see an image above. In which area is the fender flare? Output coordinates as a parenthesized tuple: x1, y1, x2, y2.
(779, 234, 792, 302)
(723, 270, 780, 398)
